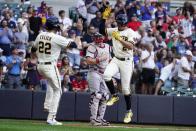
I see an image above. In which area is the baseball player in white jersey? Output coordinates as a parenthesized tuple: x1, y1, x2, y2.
(103, 14, 141, 123)
(32, 17, 74, 125)
(86, 33, 111, 126)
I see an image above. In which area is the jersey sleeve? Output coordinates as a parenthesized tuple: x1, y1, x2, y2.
(54, 35, 73, 48)
(127, 29, 141, 44)
(86, 45, 97, 58)
(106, 28, 117, 37)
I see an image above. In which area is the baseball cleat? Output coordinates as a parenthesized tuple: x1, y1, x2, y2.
(47, 119, 62, 126)
(100, 119, 110, 126)
(106, 95, 119, 106)
(123, 110, 133, 123)
(90, 119, 102, 126)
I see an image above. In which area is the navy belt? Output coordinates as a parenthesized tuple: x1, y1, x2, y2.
(38, 62, 52, 65)
(115, 56, 130, 61)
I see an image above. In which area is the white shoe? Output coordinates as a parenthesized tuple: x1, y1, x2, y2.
(47, 119, 62, 126)
(90, 119, 102, 126)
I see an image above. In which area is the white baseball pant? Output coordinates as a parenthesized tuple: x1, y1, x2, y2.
(103, 57, 134, 95)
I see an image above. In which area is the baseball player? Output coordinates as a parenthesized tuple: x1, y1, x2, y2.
(103, 14, 141, 123)
(31, 17, 74, 125)
(86, 33, 110, 126)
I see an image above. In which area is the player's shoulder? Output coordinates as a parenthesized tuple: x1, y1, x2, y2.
(87, 43, 97, 53)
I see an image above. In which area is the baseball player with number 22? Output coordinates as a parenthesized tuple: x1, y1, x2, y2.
(31, 17, 76, 126)
(103, 14, 141, 123)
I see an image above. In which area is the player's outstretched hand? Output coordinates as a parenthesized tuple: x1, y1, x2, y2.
(112, 31, 122, 41)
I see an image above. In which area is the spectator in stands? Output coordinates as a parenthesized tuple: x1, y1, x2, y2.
(140, 0, 154, 28)
(167, 34, 178, 49)
(48, 7, 54, 18)
(90, 11, 102, 31)
(141, 29, 155, 44)
(0, 19, 13, 56)
(58, 10, 72, 31)
(76, 0, 87, 21)
(67, 29, 82, 67)
(127, 13, 142, 31)
(4, 12, 16, 31)
(71, 72, 88, 92)
(141, 44, 156, 94)
(180, 12, 193, 39)
(60, 56, 73, 92)
(126, 0, 137, 21)
(114, 0, 126, 16)
(28, 7, 42, 42)
(17, 11, 30, 41)
(24, 54, 39, 90)
(177, 50, 194, 88)
(85, 0, 99, 25)
(182, 1, 195, 17)
(0, 48, 6, 65)
(6, 47, 23, 89)
(172, 8, 184, 25)
(155, 3, 167, 25)
(154, 35, 167, 49)
(13, 23, 28, 56)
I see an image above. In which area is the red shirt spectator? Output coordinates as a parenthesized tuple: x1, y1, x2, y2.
(127, 14, 142, 31)
(71, 73, 88, 92)
(172, 8, 184, 25)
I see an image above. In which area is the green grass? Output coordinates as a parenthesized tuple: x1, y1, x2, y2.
(0, 119, 196, 131)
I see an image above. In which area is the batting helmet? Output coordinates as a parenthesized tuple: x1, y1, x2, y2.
(116, 14, 128, 25)
(45, 16, 60, 30)
(93, 33, 104, 44)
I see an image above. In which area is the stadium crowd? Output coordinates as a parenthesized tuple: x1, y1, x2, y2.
(0, 0, 195, 96)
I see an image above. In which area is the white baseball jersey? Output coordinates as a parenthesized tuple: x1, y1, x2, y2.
(107, 27, 140, 58)
(86, 43, 110, 73)
(34, 32, 72, 62)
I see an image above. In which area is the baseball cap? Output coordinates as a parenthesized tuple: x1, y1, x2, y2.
(185, 50, 193, 57)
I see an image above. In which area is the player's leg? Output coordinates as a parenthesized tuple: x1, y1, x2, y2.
(97, 81, 110, 126)
(154, 79, 164, 95)
(87, 72, 102, 126)
(103, 58, 119, 106)
(37, 65, 53, 112)
(44, 83, 53, 111)
(119, 60, 133, 123)
(38, 64, 62, 125)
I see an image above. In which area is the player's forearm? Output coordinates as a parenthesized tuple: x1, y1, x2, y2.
(119, 39, 133, 50)
(86, 57, 98, 65)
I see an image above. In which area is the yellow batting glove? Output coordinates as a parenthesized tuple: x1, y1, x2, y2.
(102, 7, 112, 20)
(112, 31, 122, 41)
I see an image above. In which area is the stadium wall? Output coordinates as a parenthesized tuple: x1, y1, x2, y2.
(0, 89, 196, 125)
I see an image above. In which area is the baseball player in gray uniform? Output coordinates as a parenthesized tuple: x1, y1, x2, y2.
(86, 33, 111, 126)
(31, 17, 75, 125)
(103, 14, 141, 123)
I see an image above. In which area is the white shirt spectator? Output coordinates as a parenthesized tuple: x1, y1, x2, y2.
(178, 56, 193, 80)
(180, 18, 193, 37)
(154, 39, 167, 48)
(141, 50, 155, 69)
(76, 0, 87, 19)
(141, 35, 155, 44)
(59, 17, 72, 30)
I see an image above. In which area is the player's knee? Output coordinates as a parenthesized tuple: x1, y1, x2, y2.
(102, 92, 109, 101)
(95, 92, 102, 100)
(103, 72, 112, 81)
(122, 88, 131, 95)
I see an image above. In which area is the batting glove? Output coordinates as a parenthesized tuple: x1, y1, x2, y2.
(112, 31, 122, 41)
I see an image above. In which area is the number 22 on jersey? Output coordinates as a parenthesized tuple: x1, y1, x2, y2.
(38, 41, 51, 54)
